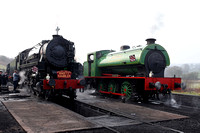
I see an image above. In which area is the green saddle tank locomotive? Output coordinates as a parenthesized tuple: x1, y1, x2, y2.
(83, 38, 182, 101)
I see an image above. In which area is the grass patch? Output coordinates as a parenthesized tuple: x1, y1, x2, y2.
(173, 91, 200, 96)
(0, 64, 6, 71)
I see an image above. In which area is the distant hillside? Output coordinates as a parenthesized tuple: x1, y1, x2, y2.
(0, 55, 13, 70)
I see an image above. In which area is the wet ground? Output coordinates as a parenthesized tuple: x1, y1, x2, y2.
(76, 90, 200, 133)
(0, 102, 26, 133)
(0, 86, 26, 133)
(0, 86, 200, 133)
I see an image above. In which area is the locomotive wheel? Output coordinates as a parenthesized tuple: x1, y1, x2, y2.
(98, 80, 107, 92)
(108, 80, 117, 93)
(44, 90, 51, 101)
(121, 81, 132, 102)
(69, 88, 77, 100)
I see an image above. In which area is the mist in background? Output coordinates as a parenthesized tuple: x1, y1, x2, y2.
(0, 0, 200, 65)
(165, 64, 200, 92)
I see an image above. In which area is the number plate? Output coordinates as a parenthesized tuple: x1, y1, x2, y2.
(57, 70, 71, 79)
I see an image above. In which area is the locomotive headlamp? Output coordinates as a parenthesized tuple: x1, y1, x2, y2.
(78, 79, 86, 86)
(181, 82, 186, 90)
(174, 82, 186, 90)
(155, 81, 161, 90)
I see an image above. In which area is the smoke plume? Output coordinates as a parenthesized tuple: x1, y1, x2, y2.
(18, 71, 27, 85)
(150, 13, 164, 35)
(164, 95, 181, 108)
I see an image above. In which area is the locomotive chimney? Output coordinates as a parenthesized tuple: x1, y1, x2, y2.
(53, 35, 60, 38)
(146, 38, 156, 45)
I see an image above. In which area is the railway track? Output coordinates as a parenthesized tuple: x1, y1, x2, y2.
(2, 87, 199, 132)
(53, 94, 186, 133)
(81, 101, 184, 133)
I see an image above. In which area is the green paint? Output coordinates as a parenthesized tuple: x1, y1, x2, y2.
(140, 44, 170, 66)
(121, 81, 132, 99)
(84, 43, 170, 76)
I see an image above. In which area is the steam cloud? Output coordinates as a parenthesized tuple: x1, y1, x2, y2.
(18, 71, 27, 85)
(164, 95, 181, 108)
(150, 13, 164, 34)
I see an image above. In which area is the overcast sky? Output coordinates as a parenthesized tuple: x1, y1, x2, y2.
(0, 0, 200, 65)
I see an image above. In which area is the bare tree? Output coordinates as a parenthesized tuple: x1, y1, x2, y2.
(165, 66, 183, 77)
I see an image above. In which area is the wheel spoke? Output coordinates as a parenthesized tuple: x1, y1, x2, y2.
(121, 81, 132, 100)
(108, 80, 117, 93)
(98, 80, 106, 91)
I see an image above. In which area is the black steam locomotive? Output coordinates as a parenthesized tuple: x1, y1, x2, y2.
(7, 34, 84, 100)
